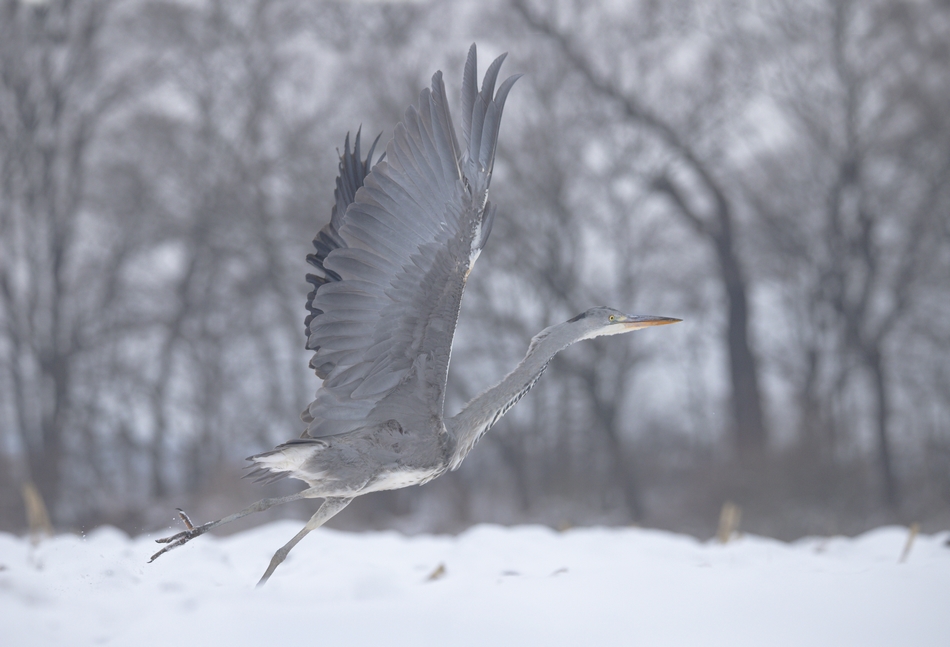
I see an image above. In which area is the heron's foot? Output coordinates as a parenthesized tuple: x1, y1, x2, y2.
(148, 509, 210, 563)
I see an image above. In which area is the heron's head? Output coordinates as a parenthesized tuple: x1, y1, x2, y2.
(568, 306, 681, 341)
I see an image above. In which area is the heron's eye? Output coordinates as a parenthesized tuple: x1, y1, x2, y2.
(609, 315, 615, 322)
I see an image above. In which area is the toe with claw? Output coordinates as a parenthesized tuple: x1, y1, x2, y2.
(148, 508, 209, 563)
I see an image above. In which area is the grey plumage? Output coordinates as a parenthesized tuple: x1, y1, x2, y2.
(304, 129, 383, 370)
(151, 45, 679, 586)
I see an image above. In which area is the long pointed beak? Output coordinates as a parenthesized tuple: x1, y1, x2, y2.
(620, 314, 682, 331)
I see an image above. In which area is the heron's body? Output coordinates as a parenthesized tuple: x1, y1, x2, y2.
(249, 420, 452, 497)
(151, 45, 679, 585)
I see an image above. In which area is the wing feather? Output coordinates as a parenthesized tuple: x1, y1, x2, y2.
(302, 45, 519, 438)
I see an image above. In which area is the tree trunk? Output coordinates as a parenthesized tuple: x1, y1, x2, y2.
(718, 239, 767, 457)
(866, 348, 898, 508)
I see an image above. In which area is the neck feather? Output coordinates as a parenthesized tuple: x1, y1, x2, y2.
(446, 321, 579, 470)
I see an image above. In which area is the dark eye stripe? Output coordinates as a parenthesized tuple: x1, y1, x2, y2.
(567, 312, 588, 323)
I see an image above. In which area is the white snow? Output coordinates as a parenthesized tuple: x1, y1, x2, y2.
(1, 522, 947, 646)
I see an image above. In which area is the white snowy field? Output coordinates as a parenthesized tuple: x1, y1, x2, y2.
(1, 522, 947, 647)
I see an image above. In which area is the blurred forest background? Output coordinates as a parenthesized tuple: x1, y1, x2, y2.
(1, 0, 949, 541)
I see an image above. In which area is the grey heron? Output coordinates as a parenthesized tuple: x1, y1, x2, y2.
(150, 44, 680, 586)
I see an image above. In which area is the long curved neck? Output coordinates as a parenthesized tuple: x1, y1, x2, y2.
(446, 321, 579, 470)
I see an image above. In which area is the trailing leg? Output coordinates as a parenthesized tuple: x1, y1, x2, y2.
(256, 497, 352, 587)
(149, 489, 319, 563)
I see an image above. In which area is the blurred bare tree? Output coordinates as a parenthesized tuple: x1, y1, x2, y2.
(749, 0, 950, 509)
(1, 0, 947, 538)
(511, 0, 769, 461)
(0, 0, 141, 523)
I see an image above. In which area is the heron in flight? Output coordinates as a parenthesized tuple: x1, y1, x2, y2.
(150, 45, 679, 585)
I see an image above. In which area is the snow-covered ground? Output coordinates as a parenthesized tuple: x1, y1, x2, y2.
(1, 521, 947, 646)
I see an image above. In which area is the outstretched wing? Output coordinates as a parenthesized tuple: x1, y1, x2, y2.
(302, 45, 520, 438)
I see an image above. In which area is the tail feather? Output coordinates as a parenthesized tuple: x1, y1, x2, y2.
(244, 438, 327, 484)
(242, 466, 291, 485)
